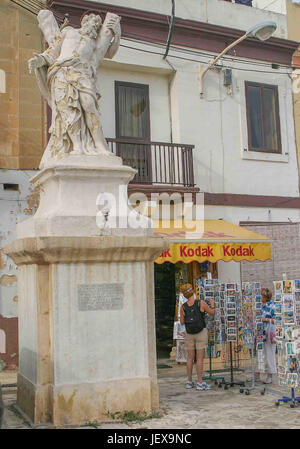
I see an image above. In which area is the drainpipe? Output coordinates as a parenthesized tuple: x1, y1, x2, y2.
(163, 0, 175, 59)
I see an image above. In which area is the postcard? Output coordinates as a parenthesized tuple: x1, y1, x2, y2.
(283, 281, 293, 294)
(227, 309, 236, 316)
(287, 342, 296, 355)
(173, 321, 186, 340)
(275, 304, 282, 314)
(287, 356, 298, 373)
(284, 326, 294, 340)
(274, 281, 283, 293)
(295, 280, 300, 291)
(205, 279, 214, 286)
(227, 290, 236, 297)
(283, 294, 294, 304)
(227, 334, 237, 341)
(275, 294, 283, 303)
(227, 321, 236, 328)
(226, 283, 236, 290)
(176, 341, 187, 363)
(284, 314, 295, 323)
(205, 290, 214, 297)
(256, 322, 263, 331)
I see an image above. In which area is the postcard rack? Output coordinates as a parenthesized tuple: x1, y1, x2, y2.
(202, 344, 225, 385)
(239, 282, 266, 395)
(197, 278, 225, 385)
(274, 279, 300, 408)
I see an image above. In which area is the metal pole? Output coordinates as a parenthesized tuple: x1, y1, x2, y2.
(230, 342, 234, 384)
(199, 33, 247, 97)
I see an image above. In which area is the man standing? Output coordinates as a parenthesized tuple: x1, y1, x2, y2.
(28, 10, 121, 167)
(180, 283, 215, 390)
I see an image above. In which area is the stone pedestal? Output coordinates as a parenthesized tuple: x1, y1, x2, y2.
(4, 154, 169, 426)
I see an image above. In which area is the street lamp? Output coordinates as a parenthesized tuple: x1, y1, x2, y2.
(199, 21, 277, 97)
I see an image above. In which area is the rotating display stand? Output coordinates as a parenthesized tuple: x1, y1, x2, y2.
(196, 278, 225, 385)
(274, 279, 300, 408)
(239, 282, 265, 396)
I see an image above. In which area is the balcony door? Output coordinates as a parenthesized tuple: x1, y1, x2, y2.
(115, 81, 152, 183)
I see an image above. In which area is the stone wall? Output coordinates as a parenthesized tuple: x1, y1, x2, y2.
(241, 223, 300, 291)
(0, 0, 45, 170)
(0, 0, 44, 369)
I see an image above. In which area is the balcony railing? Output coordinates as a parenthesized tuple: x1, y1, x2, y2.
(106, 138, 195, 187)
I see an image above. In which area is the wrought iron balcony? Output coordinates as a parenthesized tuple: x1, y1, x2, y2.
(106, 138, 195, 187)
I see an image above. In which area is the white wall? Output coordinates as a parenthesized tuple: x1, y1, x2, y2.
(253, 0, 287, 15)
(0, 170, 37, 319)
(98, 64, 172, 142)
(100, 41, 299, 198)
(169, 59, 299, 197)
(91, 0, 287, 38)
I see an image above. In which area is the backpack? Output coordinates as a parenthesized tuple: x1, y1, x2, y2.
(183, 300, 206, 334)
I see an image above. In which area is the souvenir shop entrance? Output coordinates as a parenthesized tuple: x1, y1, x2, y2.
(154, 261, 218, 358)
(153, 219, 272, 367)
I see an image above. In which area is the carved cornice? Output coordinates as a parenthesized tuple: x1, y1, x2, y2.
(4, 236, 169, 265)
(47, 0, 299, 65)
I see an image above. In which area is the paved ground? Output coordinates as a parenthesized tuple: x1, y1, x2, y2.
(2, 365, 300, 429)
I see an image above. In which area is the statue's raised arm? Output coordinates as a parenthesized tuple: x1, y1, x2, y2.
(28, 10, 62, 105)
(95, 13, 121, 66)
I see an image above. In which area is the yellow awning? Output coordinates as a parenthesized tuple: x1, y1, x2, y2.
(154, 219, 271, 264)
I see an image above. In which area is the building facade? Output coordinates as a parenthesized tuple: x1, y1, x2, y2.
(286, 0, 300, 181)
(0, 0, 46, 369)
(0, 0, 300, 366)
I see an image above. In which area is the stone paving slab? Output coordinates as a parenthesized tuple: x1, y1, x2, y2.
(2, 370, 300, 429)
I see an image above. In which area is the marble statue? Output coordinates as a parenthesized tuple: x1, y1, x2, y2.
(28, 10, 121, 168)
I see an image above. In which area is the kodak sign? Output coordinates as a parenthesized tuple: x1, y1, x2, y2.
(155, 242, 271, 264)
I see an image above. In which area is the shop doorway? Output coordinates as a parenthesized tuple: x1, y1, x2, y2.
(154, 262, 176, 359)
(154, 261, 218, 360)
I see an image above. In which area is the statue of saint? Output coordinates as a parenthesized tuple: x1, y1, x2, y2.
(28, 10, 121, 168)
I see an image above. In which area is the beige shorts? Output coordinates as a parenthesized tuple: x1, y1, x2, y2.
(185, 328, 208, 351)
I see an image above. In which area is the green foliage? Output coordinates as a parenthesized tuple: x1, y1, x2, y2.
(85, 420, 99, 428)
(0, 359, 6, 372)
(109, 410, 161, 423)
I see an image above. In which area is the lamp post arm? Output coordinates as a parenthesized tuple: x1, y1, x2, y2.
(199, 33, 247, 97)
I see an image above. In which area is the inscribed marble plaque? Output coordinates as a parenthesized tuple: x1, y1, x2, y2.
(78, 283, 124, 311)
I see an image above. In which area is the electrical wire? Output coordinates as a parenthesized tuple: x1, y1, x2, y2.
(9, 0, 294, 76)
(122, 36, 293, 70)
(120, 43, 292, 75)
(259, 0, 282, 12)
